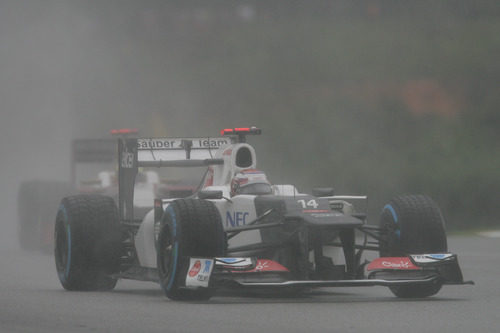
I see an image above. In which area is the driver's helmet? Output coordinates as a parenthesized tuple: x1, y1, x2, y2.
(230, 169, 272, 196)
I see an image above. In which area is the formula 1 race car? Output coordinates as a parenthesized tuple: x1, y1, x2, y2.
(54, 127, 472, 300)
(17, 137, 117, 252)
(19, 129, 191, 252)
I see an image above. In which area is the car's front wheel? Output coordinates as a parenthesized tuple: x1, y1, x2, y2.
(157, 199, 226, 301)
(379, 194, 448, 298)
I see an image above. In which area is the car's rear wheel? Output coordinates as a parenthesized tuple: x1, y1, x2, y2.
(379, 194, 448, 298)
(157, 199, 226, 301)
(55, 195, 122, 291)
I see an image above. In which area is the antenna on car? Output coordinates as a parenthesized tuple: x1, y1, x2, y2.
(220, 127, 261, 143)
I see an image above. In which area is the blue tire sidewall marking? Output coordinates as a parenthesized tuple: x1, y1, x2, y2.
(57, 204, 71, 281)
(383, 204, 400, 239)
(165, 205, 178, 291)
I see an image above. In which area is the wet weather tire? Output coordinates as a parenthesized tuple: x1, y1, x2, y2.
(54, 195, 121, 291)
(379, 194, 448, 298)
(157, 199, 226, 301)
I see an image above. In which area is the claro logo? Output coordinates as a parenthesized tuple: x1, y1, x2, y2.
(382, 261, 410, 269)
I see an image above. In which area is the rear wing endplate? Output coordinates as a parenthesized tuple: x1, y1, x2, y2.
(118, 137, 229, 222)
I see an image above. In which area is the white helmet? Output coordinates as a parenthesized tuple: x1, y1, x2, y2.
(230, 169, 272, 196)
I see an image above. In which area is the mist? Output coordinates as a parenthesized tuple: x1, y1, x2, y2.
(0, 1, 178, 249)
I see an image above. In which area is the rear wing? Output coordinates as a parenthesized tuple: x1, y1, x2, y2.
(118, 137, 230, 223)
(71, 139, 116, 184)
(72, 139, 116, 162)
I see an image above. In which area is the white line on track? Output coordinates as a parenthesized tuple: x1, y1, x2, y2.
(477, 230, 500, 238)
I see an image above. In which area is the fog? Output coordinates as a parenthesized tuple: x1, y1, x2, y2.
(0, 1, 188, 249)
(1, 1, 499, 252)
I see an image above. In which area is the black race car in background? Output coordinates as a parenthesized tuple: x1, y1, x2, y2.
(19, 129, 194, 252)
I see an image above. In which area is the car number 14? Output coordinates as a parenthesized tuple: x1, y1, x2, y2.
(297, 199, 319, 209)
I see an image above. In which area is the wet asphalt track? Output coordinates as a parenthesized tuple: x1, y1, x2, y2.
(0, 234, 498, 333)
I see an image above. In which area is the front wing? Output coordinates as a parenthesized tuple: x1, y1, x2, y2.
(182, 254, 473, 291)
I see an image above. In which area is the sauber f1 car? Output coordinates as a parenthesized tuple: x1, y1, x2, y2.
(54, 127, 472, 300)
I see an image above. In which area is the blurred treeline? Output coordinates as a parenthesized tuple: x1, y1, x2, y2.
(64, 1, 500, 228)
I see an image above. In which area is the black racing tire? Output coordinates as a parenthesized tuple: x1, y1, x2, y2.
(379, 194, 448, 298)
(18, 180, 73, 252)
(157, 199, 226, 301)
(54, 195, 122, 291)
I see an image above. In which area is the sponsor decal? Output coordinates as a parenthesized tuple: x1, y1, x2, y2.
(121, 152, 134, 168)
(197, 138, 229, 148)
(411, 253, 454, 264)
(330, 202, 344, 211)
(226, 211, 249, 227)
(185, 258, 214, 288)
(247, 260, 289, 273)
(197, 260, 212, 282)
(188, 260, 201, 277)
(137, 138, 229, 150)
(367, 257, 420, 271)
(255, 260, 269, 271)
(138, 139, 177, 149)
(427, 254, 447, 259)
(382, 260, 410, 269)
(216, 259, 289, 273)
(310, 212, 342, 218)
(215, 257, 254, 268)
(217, 258, 239, 263)
(203, 260, 211, 274)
